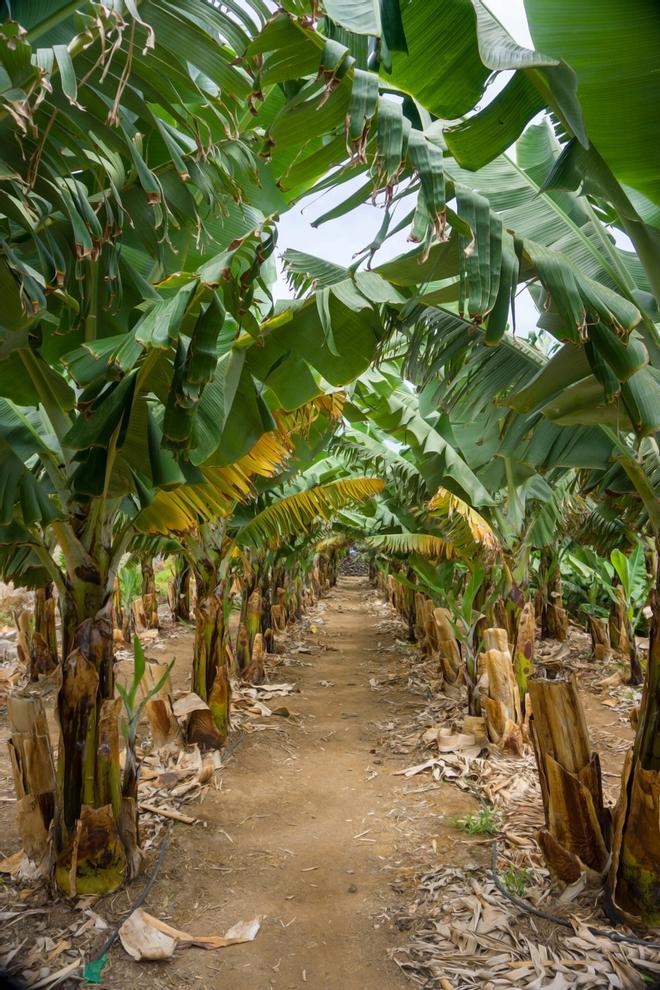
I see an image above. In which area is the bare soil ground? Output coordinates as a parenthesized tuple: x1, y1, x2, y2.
(106, 579, 483, 989)
(0, 577, 652, 990)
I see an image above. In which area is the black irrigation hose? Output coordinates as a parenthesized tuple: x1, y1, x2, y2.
(490, 840, 660, 951)
(88, 826, 171, 964)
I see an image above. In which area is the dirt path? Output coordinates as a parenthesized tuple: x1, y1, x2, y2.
(107, 576, 475, 989)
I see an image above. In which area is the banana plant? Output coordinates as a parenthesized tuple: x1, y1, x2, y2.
(443, 563, 500, 716)
(0, 0, 394, 896)
(567, 543, 651, 683)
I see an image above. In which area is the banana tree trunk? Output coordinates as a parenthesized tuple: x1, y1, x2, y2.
(473, 576, 496, 651)
(246, 589, 261, 650)
(608, 580, 660, 925)
(243, 589, 264, 683)
(433, 607, 463, 686)
(479, 627, 523, 756)
(536, 548, 568, 641)
(54, 578, 139, 896)
(141, 560, 159, 629)
(465, 646, 481, 717)
(627, 636, 643, 685)
(421, 599, 438, 658)
(513, 600, 535, 707)
(609, 587, 642, 684)
(528, 676, 610, 884)
(588, 614, 611, 661)
(130, 595, 148, 634)
(405, 569, 416, 642)
(7, 695, 56, 868)
(292, 574, 303, 620)
(33, 583, 58, 677)
(311, 556, 322, 598)
(329, 549, 339, 586)
(236, 623, 250, 677)
(122, 594, 134, 643)
(16, 584, 59, 681)
(260, 581, 273, 652)
(244, 632, 265, 684)
(496, 566, 526, 648)
(170, 560, 191, 623)
(191, 582, 231, 748)
(238, 573, 255, 628)
(609, 586, 630, 653)
(112, 576, 124, 642)
(276, 585, 288, 625)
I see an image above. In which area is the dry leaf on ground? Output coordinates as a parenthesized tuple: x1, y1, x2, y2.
(119, 908, 260, 961)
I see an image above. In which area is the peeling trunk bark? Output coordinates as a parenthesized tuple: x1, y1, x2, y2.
(609, 588, 641, 684)
(609, 587, 630, 654)
(513, 601, 535, 707)
(260, 582, 272, 639)
(270, 603, 286, 633)
(246, 589, 261, 650)
(433, 608, 463, 686)
(608, 578, 660, 926)
(244, 632, 265, 684)
(169, 562, 191, 623)
(529, 677, 610, 884)
(479, 628, 523, 756)
(588, 614, 611, 661)
(141, 560, 159, 630)
(499, 573, 525, 650)
(130, 596, 147, 635)
(54, 587, 138, 896)
(145, 659, 181, 752)
(236, 623, 250, 677)
(15, 584, 59, 681)
(32, 584, 59, 677)
(7, 695, 56, 867)
(191, 586, 230, 748)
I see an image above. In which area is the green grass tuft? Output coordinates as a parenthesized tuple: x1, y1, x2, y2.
(502, 864, 533, 897)
(450, 806, 500, 836)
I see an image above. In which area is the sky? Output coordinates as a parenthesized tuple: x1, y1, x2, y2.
(272, 0, 540, 329)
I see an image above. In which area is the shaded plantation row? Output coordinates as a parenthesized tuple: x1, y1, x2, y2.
(8, 539, 345, 893)
(0, 0, 658, 949)
(372, 550, 658, 928)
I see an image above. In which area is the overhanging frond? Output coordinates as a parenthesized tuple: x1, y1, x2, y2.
(134, 429, 292, 535)
(237, 477, 385, 549)
(275, 392, 346, 437)
(362, 532, 453, 558)
(427, 487, 499, 552)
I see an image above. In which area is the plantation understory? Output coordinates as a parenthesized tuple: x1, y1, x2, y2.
(1, 576, 657, 988)
(1, 1, 659, 987)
